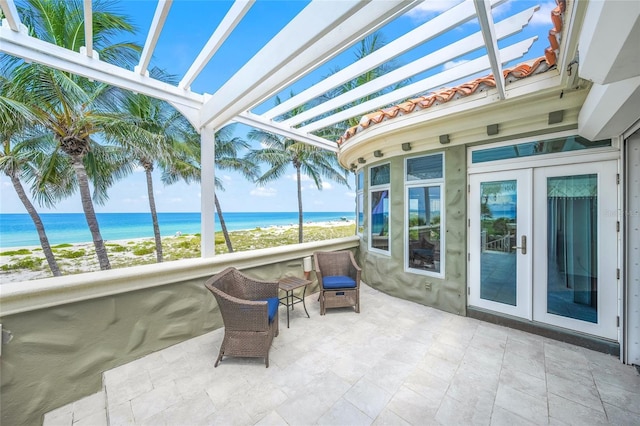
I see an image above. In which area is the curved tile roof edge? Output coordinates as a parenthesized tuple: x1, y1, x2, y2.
(337, 0, 566, 147)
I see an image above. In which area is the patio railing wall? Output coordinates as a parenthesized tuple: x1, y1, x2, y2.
(0, 236, 359, 426)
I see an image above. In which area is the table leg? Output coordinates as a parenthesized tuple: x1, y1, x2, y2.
(286, 290, 291, 328)
(301, 285, 310, 319)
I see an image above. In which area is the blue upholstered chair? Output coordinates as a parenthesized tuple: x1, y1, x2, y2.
(313, 251, 361, 315)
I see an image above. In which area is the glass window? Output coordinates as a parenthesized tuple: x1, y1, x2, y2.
(471, 136, 611, 164)
(356, 171, 364, 235)
(371, 163, 390, 186)
(407, 186, 442, 273)
(407, 154, 443, 181)
(370, 189, 389, 252)
(405, 153, 444, 276)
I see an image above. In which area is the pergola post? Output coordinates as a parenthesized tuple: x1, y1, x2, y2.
(200, 125, 216, 257)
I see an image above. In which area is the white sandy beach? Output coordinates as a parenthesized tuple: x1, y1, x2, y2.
(0, 219, 355, 284)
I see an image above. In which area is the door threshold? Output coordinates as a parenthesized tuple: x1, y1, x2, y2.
(467, 306, 619, 356)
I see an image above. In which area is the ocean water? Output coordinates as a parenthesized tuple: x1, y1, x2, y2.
(0, 212, 354, 249)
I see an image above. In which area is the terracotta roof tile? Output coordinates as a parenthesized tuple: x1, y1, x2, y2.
(337, 0, 566, 146)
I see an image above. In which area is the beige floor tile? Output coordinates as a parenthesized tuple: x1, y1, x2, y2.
(494, 383, 548, 424)
(548, 393, 609, 425)
(318, 398, 373, 426)
(344, 377, 392, 419)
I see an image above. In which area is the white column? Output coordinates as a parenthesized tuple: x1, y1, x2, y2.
(200, 125, 216, 257)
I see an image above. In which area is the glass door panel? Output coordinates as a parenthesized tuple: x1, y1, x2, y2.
(469, 169, 532, 319)
(480, 180, 517, 305)
(533, 161, 618, 339)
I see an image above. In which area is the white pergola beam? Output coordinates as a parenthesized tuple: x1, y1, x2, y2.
(0, 0, 21, 31)
(179, 0, 254, 90)
(263, 0, 508, 121)
(283, 7, 537, 128)
(300, 37, 536, 133)
(475, 0, 506, 99)
(83, 0, 93, 58)
(235, 112, 338, 152)
(137, 0, 173, 76)
(0, 27, 203, 109)
(199, 0, 420, 130)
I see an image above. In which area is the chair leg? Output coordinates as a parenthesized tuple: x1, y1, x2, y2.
(214, 349, 224, 367)
(265, 355, 269, 368)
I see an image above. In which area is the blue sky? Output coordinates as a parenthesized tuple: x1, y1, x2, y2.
(0, 0, 554, 214)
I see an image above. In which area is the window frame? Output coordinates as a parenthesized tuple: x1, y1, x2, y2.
(369, 162, 391, 255)
(404, 153, 445, 278)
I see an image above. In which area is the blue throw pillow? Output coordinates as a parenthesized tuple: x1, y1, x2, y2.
(323, 275, 356, 289)
(260, 297, 279, 323)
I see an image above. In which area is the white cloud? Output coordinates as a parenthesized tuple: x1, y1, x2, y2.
(132, 164, 145, 173)
(443, 59, 469, 71)
(405, 0, 463, 19)
(250, 187, 278, 197)
(288, 173, 311, 182)
(345, 191, 356, 198)
(223, 175, 232, 181)
(529, 1, 559, 27)
(320, 182, 333, 190)
(2, 181, 11, 188)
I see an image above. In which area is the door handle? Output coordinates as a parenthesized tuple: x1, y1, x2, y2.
(513, 235, 527, 255)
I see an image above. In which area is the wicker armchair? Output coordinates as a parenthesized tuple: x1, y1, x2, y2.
(204, 267, 279, 368)
(314, 251, 361, 315)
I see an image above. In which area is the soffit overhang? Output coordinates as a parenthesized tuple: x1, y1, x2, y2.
(339, 70, 589, 169)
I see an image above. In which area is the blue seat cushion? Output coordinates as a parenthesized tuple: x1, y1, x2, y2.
(260, 297, 279, 323)
(323, 275, 356, 289)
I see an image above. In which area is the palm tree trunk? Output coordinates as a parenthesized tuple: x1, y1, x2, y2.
(72, 158, 111, 270)
(296, 165, 303, 243)
(9, 174, 62, 276)
(145, 167, 163, 262)
(215, 194, 234, 253)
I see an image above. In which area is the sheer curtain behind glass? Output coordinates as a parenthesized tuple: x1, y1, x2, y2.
(547, 174, 598, 323)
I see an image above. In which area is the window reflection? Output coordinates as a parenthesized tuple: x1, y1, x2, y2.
(371, 190, 389, 251)
(407, 186, 441, 273)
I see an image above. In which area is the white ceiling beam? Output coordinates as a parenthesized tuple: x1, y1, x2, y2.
(137, 0, 173, 76)
(263, 0, 509, 121)
(199, 0, 420, 130)
(179, 0, 254, 90)
(283, 7, 537, 128)
(83, 0, 93, 58)
(0, 0, 21, 31)
(0, 26, 203, 109)
(235, 112, 338, 152)
(300, 37, 536, 134)
(475, 0, 505, 99)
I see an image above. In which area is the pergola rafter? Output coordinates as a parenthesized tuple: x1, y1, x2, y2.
(0, 0, 562, 257)
(137, 0, 173, 76)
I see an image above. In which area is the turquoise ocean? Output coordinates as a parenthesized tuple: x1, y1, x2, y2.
(0, 212, 354, 249)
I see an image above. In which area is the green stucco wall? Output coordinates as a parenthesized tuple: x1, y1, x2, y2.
(358, 144, 467, 315)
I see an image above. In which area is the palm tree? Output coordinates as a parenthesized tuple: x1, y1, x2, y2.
(247, 101, 349, 243)
(120, 75, 192, 262)
(320, 32, 410, 140)
(0, 75, 63, 276)
(163, 125, 254, 253)
(163, 124, 257, 253)
(3, 0, 142, 270)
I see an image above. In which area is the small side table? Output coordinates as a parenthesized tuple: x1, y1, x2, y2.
(278, 276, 311, 328)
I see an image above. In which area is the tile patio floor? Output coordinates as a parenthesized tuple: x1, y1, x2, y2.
(44, 284, 640, 425)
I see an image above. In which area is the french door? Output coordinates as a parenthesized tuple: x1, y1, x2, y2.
(469, 161, 618, 339)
